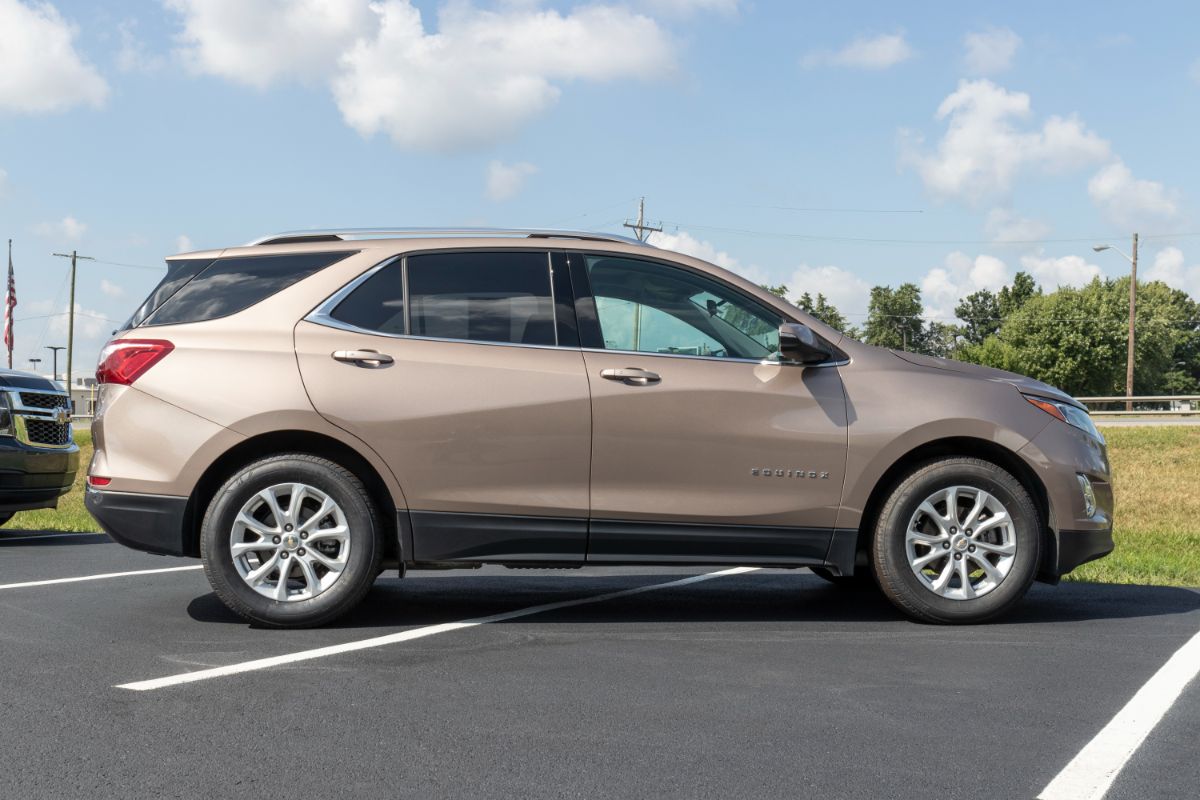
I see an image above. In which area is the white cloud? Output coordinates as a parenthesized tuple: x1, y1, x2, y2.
(963, 27, 1020, 75)
(787, 264, 873, 319)
(1145, 247, 1200, 299)
(0, 0, 109, 113)
(99, 279, 124, 298)
(486, 160, 538, 201)
(166, 0, 376, 88)
(176, 234, 194, 252)
(1020, 251, 1103, 289)
(649, 229, 762, 278)
(920, 251, 1012, 320)
(639, 0, 738, 15)
(984, 208, 1052, 244)
(25, 299, 110, 340)
(1087, 160, 1179, 227)
(34, 216, 87, 241)
(803, 31, 914, 70)
(902, 79, 1110, 204)
(334, 2, 674, 152)
(116, 18, 165, 73)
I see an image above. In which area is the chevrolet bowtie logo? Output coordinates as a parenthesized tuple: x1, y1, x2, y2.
(53, 408, 71, 425)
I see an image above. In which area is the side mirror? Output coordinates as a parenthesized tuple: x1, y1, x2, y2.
(779, 323, 833, 365)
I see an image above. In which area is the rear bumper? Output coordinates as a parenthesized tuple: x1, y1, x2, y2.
(85, 487, 189, 556)
(1056, 527, 1115, 575)
(0, 444, 79, 512)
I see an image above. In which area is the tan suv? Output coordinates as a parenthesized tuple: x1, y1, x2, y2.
(86, 228, 1113, 627)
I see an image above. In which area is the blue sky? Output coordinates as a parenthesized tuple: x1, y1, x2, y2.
(2, 0, 1198, 377)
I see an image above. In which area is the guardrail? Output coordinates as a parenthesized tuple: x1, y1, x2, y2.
(1075, 396, 1200, 416)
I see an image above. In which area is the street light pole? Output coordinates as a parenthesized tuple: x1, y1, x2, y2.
(1093, 234, 1139, 412)
(46, 345, 65, 383)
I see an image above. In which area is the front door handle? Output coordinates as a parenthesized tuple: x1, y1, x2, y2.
(332, 349, 394, 368)
(599, 367, 661, 386)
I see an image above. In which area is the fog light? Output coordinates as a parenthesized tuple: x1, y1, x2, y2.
(1077, 474, 1097, 518)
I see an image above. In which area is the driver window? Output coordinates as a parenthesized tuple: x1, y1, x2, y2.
(585, 256, 782, 360)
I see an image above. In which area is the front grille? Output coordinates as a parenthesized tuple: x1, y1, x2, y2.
(20, 392, 70, 410)
(24, 419, 71, 447)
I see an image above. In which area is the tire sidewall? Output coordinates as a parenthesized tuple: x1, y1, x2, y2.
(875, 460, 1040, 623)
(201, 457, 379, 626)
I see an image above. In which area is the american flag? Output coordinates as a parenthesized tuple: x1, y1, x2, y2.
(3, 239, 14, 369)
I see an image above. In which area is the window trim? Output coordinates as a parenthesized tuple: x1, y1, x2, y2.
(305, 247, 570, 351)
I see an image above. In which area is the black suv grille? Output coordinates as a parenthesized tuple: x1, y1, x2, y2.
(20, 392, 70, 410)
(25, 419, 71, 446)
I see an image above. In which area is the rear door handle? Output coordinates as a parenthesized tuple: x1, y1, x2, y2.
(332, 349, 394, 368)
(599, 367, 661, 386)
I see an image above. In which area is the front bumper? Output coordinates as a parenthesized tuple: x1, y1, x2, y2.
(85, 487, 189, 556)
(0, 441, 79, 512)
(1056, 527, 1115, 574)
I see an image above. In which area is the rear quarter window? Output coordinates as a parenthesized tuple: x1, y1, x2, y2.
(141, 252, 354, 327)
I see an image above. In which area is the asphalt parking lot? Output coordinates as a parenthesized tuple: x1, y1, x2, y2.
(2, 531, 1198, 800)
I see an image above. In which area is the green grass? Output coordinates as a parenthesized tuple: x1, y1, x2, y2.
(7, 429, 99, 533)
(5, 426, 1198, 586)
(1066, 425, 1200, 587)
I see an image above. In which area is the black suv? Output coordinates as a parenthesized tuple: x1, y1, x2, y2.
(0, 369, 79, 526)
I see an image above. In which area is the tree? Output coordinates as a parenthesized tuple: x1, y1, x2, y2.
(760, 284, 790, 299)
(863, 283, 925, 351)
(955, 289, 1002, 345)
(796, 292, 850, 332)
(998, 271, 1039, 317)
(959, 277, 1198, 396)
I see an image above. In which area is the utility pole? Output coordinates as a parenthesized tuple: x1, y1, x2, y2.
(623, 197, 662, 242)
(51, 250, 94, 410)
(46, 346, 65, 382)
(1126, 233, 1138, 413)
(28, 357, 41, 373)
(1092, 234, 1139, 412)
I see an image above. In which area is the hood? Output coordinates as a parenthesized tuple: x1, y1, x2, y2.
(888, 350, 1083, 409)
(0, 368, 64, 392)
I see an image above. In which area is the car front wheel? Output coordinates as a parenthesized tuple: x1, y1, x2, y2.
(872, 457, 1040, 624)
(200, 454, 382, 628)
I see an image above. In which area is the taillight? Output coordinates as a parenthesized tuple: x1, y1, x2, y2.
(87, 476, 111, 487)
(96, 339, 174, 385)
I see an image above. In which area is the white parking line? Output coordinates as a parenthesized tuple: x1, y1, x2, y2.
(117, 566, 761, 691)
(0, 532, 107, 543)
(1038, 626, 1200, 800)
(0, 565, 203, 591)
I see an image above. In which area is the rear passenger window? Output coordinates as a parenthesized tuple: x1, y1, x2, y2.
(407, 252, 555, 346)
(142, 252, 354, 327)
(329, 261, 405, 334)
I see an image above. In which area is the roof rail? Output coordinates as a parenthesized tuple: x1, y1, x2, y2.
(246, 227, 649, 247)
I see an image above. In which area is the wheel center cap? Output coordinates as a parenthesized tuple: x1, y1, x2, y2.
(283, 534, 300, 550)
(952, 534, 970, 552)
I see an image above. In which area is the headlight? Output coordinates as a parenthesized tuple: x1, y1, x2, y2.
(0, 393, 12, 437)
(1024, 394, 1104, 442)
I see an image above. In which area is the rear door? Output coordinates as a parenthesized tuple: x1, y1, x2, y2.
(295, 249, 592, 563)
(572, 252, 849, 564)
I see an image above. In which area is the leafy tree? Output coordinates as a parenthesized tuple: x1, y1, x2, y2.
(760, 284, 790, 299)
(998, 271, 1039, 317)
(863, 283, 926, 351)
(959, 277, 1198, 396)
(796, 292, 850, 332)
(955, 289, 1002, 345)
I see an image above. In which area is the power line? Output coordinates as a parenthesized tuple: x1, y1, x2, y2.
(624, 197, 663, 242)
(91, 258, 163, 271)
(741, 204, 924, 214)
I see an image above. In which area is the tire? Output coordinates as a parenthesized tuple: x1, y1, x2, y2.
(200, 454, 383, 628)
(810, 567, 877, 590)
(872, 457, 1040, 624)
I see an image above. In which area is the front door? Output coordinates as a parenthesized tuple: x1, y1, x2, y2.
(296, 249, 592, 562)
(574, 252, 849, 564)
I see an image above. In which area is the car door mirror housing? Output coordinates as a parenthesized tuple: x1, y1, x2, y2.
(779, 323, 833, 365)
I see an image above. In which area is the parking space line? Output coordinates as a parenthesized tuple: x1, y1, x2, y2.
(117, 566, 761, 691)
(1038, 625, 1200, 800)
(0, 565, 204, 591)
(0, 532, 107, 544)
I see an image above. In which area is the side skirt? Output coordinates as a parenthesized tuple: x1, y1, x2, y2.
(402, 510, 858, 574)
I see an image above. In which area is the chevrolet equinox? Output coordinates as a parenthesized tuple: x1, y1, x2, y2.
(86, 228, 1114, 627)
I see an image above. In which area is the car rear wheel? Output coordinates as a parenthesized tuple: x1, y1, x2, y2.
(872, 457, 1040, 624)
(200, 454, 382, 628)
